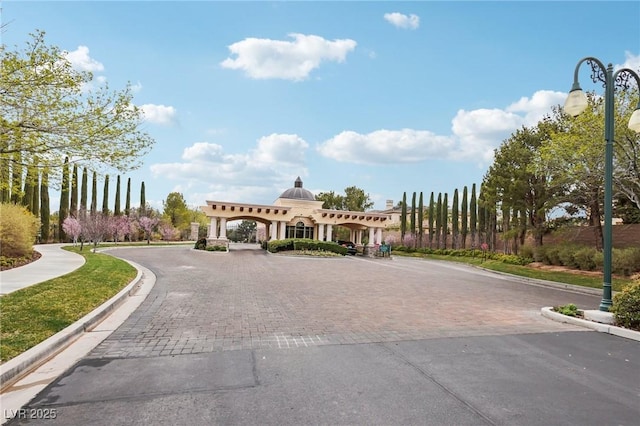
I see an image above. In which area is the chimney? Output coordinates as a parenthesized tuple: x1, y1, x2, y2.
(386, 199, 393, 210)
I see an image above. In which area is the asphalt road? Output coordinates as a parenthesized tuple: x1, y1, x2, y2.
(6, 245, 639, 425)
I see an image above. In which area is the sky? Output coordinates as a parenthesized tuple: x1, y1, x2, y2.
(2, 1, 640, 213)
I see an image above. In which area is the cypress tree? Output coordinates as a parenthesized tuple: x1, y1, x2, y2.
(435, 193, 442, 249)
(32, 170, 40, 218)
(102, 175, 110, 215)
(114, 175, 121, 216)
(478, 190, 486, 244)
(70, 164, 78, 217)
(452, 189, 459, 249)
(59, 157, 70, 242)
(0, 149, 9, 202)
(470, 183, 477, 249)
(442, 192, 448, 249)
(90, 171, 97, 216)
(125, 177, 131, 216)
(10, 150, 22, 204)
(400, 192, 407, 244)
(80, 167, 88, 218)
(22, 166, 33, 210)
(461, 186, 468, 249)
(417, 192, 424, 248)
(410, 192, 416, 244)
(40, 169, 50, 243)
(428, 192, 435, 249)
(140, 181, 146, 216)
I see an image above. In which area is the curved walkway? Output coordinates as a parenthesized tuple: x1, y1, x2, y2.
(0, 244, 85, 295)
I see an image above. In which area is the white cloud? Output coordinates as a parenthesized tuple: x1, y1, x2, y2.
(130, 81, 143, 93)
(506, 90, 566, 127)
(220, 33, 357, 81)
(252, 133, 309, 165)
(450, 108, 522, 163)
(317, 129, 455, 165)
(317, 89, 567, 166)
(140, 104, 178, 126)
(617, 51, 640, 73)
(384, 12, 420, 30)
(64, 46, 104, 72)
(150, 134, 309, 203)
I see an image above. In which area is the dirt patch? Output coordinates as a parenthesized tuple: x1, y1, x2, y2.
(527, 262, 604, 277)
(528, 262, 639, 281)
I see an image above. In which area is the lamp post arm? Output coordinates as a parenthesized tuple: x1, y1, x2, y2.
(572, 56, 607, 87)
(612, 68, 640, 96)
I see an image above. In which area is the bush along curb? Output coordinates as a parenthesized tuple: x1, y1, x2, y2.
(540, 307, 640, 342)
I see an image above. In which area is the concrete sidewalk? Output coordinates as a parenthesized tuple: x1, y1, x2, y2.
(0, 244, 86, 295)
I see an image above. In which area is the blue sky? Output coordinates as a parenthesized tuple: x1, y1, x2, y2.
(3, 1, 640, 212)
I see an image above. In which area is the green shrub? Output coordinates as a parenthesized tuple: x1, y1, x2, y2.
(593, 250, 604, 270)
(205, 245, 227, 252)
(294, 239, 347, 255)
(520, 244, 535, 260)
(558, 245, 578, 268)
(267, 239, 295, 253)
(266, 238, 348, 255)
(612, 248, 640, 276)
(194, 237, 207, 250)
(574, 247, 597, 271)
(545, 246, 562, 266)
(554, 303, 580, 317)
(490, 253, 531, 266)
(610, 281, 640, 330)
(0, 203, 40, 258)
(533, 245, 546, 263)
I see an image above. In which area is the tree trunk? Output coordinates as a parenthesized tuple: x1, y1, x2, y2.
(590, 198, 603, 251)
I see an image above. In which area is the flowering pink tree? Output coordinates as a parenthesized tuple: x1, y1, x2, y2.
(109, 215, 132, 243)
(401, 233, 416, 249)
(138, 216, 159, 245)
(80, 212, 110, 252)
(159, 222, 178, 241)
(62, 217, 82, 245)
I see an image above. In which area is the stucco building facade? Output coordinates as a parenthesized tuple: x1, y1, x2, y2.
(200, 178, 391, 249)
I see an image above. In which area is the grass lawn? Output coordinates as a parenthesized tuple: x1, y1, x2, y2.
(0, 247, 137, 363)
(395, 252, 634, 292)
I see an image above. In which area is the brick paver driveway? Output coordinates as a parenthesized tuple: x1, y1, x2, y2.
(91, 244, 595, 359)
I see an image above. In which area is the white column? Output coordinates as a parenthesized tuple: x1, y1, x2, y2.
(376, 228, 383, 245)
(356, 230, 362, 245)
(326, 224, 333, 242)
(280, 221, 287, 240)
(219, 218, 227, 239)
(209, 217, 218, 239)
(271, 221, 278, 240)
(318, 224, 325, 241)
(368, 227, 375, 246)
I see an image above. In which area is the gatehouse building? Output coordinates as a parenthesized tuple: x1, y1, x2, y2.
(200, 177, 391, 249)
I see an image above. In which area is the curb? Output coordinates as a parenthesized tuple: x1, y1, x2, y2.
(541, 307, 640, 341)
(0, 259, 146, 391)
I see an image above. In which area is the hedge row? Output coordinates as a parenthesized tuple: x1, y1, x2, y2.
(392, 246, 532, 266)
(266, 238, 348, 255)
(534, 244, 640, 276)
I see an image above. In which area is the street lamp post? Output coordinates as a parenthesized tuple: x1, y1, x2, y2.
(564, 57, 640, 311)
